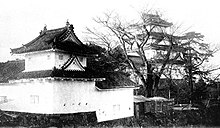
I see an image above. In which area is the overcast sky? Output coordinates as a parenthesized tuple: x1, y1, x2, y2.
(1, 0, 220, 63)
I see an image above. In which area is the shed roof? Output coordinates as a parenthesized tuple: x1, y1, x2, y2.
(146, 96, 170, 101)
(134, 95, 148, 103)
(11, 24, 97, 56)
(133, 96, 174, 103)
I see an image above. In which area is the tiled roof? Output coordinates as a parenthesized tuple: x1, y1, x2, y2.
(96, 72, 137, 89)
(13, 68, 103, 80)
(11, 25, 97, 56)
(1, 59, 137, 89)
(0, 60, 25, 83)
(11, 68, 137, 89)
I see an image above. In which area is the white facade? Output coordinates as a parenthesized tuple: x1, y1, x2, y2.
(24, 50, 87, 72)
(25, 51, 56, 72)
(0, 78, 134, 122)
(95, 88, 134, 122)
(52, 80, 97, 113)
(0, 79, 54, 114)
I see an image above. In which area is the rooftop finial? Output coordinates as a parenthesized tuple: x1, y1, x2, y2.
(66, 19, 74, 31)
(69, 24, 74, 31)
(66, 19, 70, 27)
(44, 24, 47, 31)
(40, 24, 47, 35)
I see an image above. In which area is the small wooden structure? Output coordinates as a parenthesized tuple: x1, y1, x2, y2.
(144, 97, 174, 113)
(134, 95, 147, 118)
(134, 96, 174, 118)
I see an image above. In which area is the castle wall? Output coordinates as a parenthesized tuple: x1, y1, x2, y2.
(51, 80, 134, 122)
(0, 79, 134, 122)
(52, 80, 97, 113)
(0, 79, 54, 114)
(95, 88, 134, 122)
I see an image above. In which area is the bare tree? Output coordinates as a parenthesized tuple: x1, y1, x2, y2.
(85, 11, 214, 98)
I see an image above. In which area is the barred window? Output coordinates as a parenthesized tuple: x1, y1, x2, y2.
(59, 55, 63, 60)
(30, 95, 39, 104)
(78, 56, 84, 62)
(113, 104, 120, 115)
(0, 96, 7, 102)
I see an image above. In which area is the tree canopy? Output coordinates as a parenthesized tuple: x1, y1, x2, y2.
(85, 10, 215, 98)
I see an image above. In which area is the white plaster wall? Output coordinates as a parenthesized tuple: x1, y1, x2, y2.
(25, 51, 55, 72)
(52, 80, 97, 113)
(95, 88, 134, 122)
(24, 51, 87, 72)
(52, 80, 134, 122)
(0, 80, 54, 114)
(0, 79, 134, 122)
(55, 52, 70, 69)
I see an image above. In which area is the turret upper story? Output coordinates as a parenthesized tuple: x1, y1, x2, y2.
(24, 50, 87, 72)
(11, 22, 97, 72)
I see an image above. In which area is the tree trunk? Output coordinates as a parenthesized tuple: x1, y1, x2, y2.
(146, 73, 154, 97)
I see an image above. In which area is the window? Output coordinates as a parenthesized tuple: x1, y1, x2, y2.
(0, 96, 7, 103)
(78, 56, 83, 62)
(30, 95, 39, 104)
(113, 104, 120, 115)
(47, 55, 50, 60)
(59, 55, 63, 60)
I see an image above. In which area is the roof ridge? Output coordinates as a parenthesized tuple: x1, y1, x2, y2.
(11, 24, 98, 55)
(13, 27, 67, 50)
(21, 34, 42, 48)
(45, 27, 67, 33)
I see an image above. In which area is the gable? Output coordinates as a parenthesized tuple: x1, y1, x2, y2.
(59, 30, 83, 46)
(62, 34, 76, 43)
(54, 52, 86, 71)
(65, 57, 85, 71)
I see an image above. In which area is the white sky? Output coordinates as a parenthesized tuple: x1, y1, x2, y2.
(1, 0, 220, 64)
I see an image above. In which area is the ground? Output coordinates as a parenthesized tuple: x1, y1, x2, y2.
(0, 105, 220, 127)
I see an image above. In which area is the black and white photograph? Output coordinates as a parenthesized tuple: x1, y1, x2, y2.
(0, 0, 220, 127)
